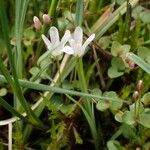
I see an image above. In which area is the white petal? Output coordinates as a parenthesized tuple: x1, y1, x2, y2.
(69, 39, 82, 56)
(61, 30, 71, 46)
(62, 46, 74, 55)
(73, 26, 83, 46)
(42, 34, 52, 49)
(49, 26, 60, 45)
(82, 34, 95, 50)
(69, 39, 78, 51)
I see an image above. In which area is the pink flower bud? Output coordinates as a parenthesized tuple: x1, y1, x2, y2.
(33, 16, 42, 29)
(125, 58, 135, 69)
(42, 14, 51, 24)
(136, 147, 141, 150)
(132, 91, 139, 101)
(137, 80, 144, 91)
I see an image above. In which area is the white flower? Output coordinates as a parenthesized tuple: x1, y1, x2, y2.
(42, 26, 71, 57)
(62, 26, 95, 57)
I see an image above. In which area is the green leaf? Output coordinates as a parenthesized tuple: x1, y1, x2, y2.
(108, 57, 125, 78)
(139, 11, 150, 24)
(115, 112, 123, 123)
(107, 140, 118, 150)
(46, 96, 76, 116)
(141, 92, 150, 105)
(139, 113, 150, 128)
(137, 47, 150, 64)
(29, 67, 40, 76)
(120, 124, 137, 140)
(107, 140, 126, 150)
(0, 88, 7, 96)
(98, 36, 111, 49)
(111, 41, 130, 57)
(122, 111, 135, 125)
(108, 67, 124, 78)
(91, 88, 102, 101)
(96, 100, 110, 111)
(129, 101, 144, 114)
(104, 91, 123, 111)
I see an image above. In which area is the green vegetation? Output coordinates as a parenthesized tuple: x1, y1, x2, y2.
(0, 0, 150, 149)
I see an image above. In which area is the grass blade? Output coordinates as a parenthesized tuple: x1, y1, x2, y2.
(75, 0, 83, 27)
(0, 74, 127, 104)
(127, 53, 150, 74)
(15, 0, 29, 78)
(0, 97, 28, 123)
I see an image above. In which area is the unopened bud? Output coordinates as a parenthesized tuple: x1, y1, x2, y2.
(42, 14, 51, 24)
(125, 58, 135, 69)
(137, 80, 144, 91)
(136, 147, 141, 150)
(132, 91, 139, 100)
(33, 16, 42, 29)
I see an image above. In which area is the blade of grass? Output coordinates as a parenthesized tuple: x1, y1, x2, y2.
(15, 0, 29, 78)
(0, 74, 128, 103)
(75, 0, 83, 27)
(0, 97, 28, 123)
(92, 0, 139, 38)
(0, 0, 45, 128)
(15, 0, 29, 109)
(127, 53, 150, 74)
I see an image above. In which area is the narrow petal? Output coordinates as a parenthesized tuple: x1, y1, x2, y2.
(69, 39, 82, 56)
(69, 39, 77, 51)
(73, 26, 83, 46)
(61, 30, 71, 46)
(49, 26, 60, 45)
(42, 34, 52, 49)
(82, 34, 95, 51)
(62, 46, 74, 55)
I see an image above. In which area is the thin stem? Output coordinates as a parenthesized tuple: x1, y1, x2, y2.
(56, 58, 62, 86)
(76, 57, 99, 150)
(8, 123, 12, 150)
(76, 57, 91, 113)
(93, 46, 106, 89)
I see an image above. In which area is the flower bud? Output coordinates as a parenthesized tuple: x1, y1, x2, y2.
(33, 16, 42, 29)
(125, 58, 135, 69)
(132, 91, 139, 101)
(42, 14, 51, 24)
(136, 147, 141, 150)
(137, 80, 144, 91)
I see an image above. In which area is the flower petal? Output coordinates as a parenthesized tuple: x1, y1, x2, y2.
(61, 30, 71, 46)
(73, 26, 83, 46)
(42, 34, 52, 49)
(82, 34, 95, 50)
(69, 39, 83, 56)
(69, 39, 77, 50)
(49, 26, 60, 45)
(62, 46, 74, 55)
